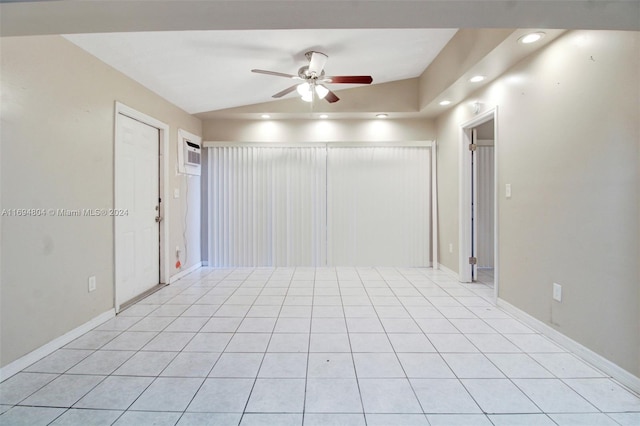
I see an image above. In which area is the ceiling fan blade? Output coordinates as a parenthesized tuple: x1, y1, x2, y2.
(252, 69, 298, 79)
(324, 88, 340, 103)
(325, 75, 373, 84)
(272, 84, 299, 98)
(308, 51, 328, 76)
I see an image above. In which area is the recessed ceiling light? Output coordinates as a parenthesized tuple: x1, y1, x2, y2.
(519, 32, 546, 44)
(319, 114, 329, 119)
(260, 114, 270, 119)
(439, 100, 451, 106)
(469, 75, 485, 83)
(376, 113, 388, 119)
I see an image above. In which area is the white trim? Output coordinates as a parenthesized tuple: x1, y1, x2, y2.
(114, 102, 170, 313)
(497, 298, 640, 394)
(492, 115, 500, 303)
(0, 309, 115, 382)
(431, 140, 439, 270)
(169, 262, 202, 284)
(437, 263, 459, 280)
(207, 149, 213, 269)
(204, 141, 433, 148)
(458, 124, 472, 283)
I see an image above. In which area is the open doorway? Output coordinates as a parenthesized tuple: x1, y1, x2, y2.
(472, 120, 495, 288)
(459, 108, 498, 302)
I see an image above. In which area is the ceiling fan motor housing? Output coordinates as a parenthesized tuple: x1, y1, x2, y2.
(298, 65, 325, 80)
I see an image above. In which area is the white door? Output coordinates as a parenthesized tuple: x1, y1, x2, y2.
(115, 113, 160, 310)
(471, 128, 478, 281)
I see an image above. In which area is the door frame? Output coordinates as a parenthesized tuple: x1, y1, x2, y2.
(458, 107, 499, 302)
(114, 102, 170, 312)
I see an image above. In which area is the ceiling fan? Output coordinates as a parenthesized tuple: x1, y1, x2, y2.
(251, 51, 373, 103)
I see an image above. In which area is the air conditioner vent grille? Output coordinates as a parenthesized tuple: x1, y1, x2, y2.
(187, 150, 200, 165)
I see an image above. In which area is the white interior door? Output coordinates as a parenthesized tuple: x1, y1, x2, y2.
(115, 114, 160, 309)
(471, 128, 478, 281)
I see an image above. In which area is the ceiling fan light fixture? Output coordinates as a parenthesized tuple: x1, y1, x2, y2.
(252, 51, 372, 104)
(296, 82, 311, 97)
(315, 84, 329, 100)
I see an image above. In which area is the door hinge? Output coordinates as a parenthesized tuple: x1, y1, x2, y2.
(469, 143, 477, 151)
(469, 256, 477, 265)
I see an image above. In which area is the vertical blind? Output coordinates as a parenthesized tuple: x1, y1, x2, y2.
(327, 147, 430, 266)
(209, 146, 327, 266)
(208, 144, 431, 267)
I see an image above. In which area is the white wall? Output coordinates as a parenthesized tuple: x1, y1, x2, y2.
(435, 30, 640, 376)
(0, 35, 202, 367)
(203, 118, 435, 143)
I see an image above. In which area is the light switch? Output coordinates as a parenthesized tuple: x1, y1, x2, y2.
(505, 183, 512, 198)
(174, 188, 180, 198)
(88, 276, 96, 292)
(553, 282, 562, 302)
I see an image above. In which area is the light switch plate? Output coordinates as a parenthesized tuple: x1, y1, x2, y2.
(88, 276, 97, 292)
(174, 189, 180, 198)
(553, 282, 562, 302)
(506, 183, 512, 198)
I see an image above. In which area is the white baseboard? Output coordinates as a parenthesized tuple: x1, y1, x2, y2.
(497, 298, 640, 394)
(436, 263, 459, 280)
(0, 309, 115, 382)
(169, 262, 202, 284)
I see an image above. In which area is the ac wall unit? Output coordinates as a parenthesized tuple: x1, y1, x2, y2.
(184, 140, 201, 166)
(178, 129, 201, 176)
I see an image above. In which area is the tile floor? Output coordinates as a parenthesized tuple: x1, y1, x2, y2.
(1, 267, 639, 426)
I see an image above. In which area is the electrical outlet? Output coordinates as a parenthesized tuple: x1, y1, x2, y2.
(449, 243, 453, 253)
(552, 282, 562, 302)
(88, 276, 97, 292)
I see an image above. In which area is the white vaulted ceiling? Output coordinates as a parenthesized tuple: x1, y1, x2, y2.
(64, 29, 457, 114)
(4, 1, 636, 119)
